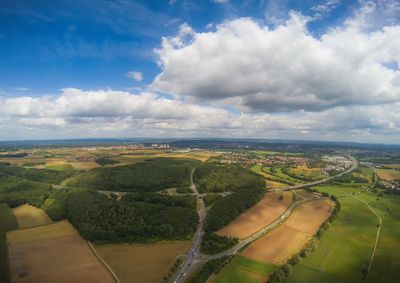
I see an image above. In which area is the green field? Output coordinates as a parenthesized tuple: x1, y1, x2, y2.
(0, 203, 18, 283)
(357, 193, 400, 283)
(314, 185, 366, 197)
(284, 194, 400, 283)
(263, 166, 304, 184)
(212, 255, 277, 283)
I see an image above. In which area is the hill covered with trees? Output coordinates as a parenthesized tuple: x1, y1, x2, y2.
(194, 164, 265, 193)
(66, 190, 199, 242)
(66, 158, 199, 192)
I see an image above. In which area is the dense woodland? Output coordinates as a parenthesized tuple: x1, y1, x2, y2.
(200, 232, 238, 254)
(204, 188, 265, 232)
(0, 173, 52, 207)
(0, 163, 73, 184)
(95, 157, 120, 166)
(66, 190, 199, 242)
(67, 158, 199, 192)
(194, 164, 265, 193)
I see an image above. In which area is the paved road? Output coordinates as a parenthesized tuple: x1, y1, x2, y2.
(172, 169, 206, 283)
(270, 155, 359, 192)
(172, 155, 358, 283)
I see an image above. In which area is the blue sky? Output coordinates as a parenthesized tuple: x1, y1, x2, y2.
(0, 0, 359, 94)
(0, 0, 399, 142)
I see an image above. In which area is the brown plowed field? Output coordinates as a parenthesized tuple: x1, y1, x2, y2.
(7, 221, 114, 283)
(242, 199, 334, 264)
(216, 191, 293, 239)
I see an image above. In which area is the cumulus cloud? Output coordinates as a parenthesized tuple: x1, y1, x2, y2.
(126, 71, 143, 82)
(153, 11, 400, 112)
(1, 88, 400, 142)
(2, 1, 400, 143)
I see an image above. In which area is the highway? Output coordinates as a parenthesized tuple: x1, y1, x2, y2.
(171, 155, 358, 283)
(171, 169, 207, 283)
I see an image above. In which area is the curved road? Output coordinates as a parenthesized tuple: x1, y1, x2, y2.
(171, 155, 358, 283)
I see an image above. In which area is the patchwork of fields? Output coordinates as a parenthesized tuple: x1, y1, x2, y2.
(243, 199, 334, 264)
(216, 191, 293, 239)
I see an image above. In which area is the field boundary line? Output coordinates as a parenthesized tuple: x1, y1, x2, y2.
(87, 241, 121, 283)
(353, 196, 382, 273)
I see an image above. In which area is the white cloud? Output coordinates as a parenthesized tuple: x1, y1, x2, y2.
(1, 88, 400, 143)
(211, 0, 229, 4)
(126, 71, 143, 82)
(311, 0, 341, 14)
(153, 11, 400, 112)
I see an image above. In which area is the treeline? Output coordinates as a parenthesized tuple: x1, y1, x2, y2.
(204, 188, 265, 232)
(200, 232, 237, 254)
(282, 167, 322, 182)
(261, 167, 295, 186)
(188, 256, 230, 283)
(267, 194, 340, 283)
(0, 163, 73, 184)
(121, 192, 196, 209)
(66, 190, 199, 242)
(67, 158, 198, 192)
(0, 203, 18, 283)
(0, 173, 52, 207)
(334, 172, 368, 184)
(95, 157, 120, 166)
(194, 164, 265, 193)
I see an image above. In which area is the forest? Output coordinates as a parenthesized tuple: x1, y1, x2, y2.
(0, 163, 73, 184)
(0, 173, 52, 208)
(67, 158, 199, 192)
(66, 190, 199, 242)
(193, 164, 265, 193)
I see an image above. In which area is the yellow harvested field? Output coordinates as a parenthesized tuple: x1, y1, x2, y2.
(265, 180, 286, 189)
(242, 199, 334, 264)
(291, 165, 322, 177)
(376, 168, 400, 181)
(7, 221, 114, 283)
(217, 192, 293, 239)
(95, 241, 191, 283)
(69, 161, 100, 170)
(12, 204, 52, 229)
(157, 151, 221, 162)
(8, 221, 76, 244)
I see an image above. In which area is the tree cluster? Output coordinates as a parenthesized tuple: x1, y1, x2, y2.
(204, 188, 265, 232)
(66, 190, 199, 243)
(200, 232, 238, 254)
(67, 158, 198, 192)
(194, 164, 265, 193)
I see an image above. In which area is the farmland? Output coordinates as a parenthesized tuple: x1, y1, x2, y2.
(216, 191, 293, 239)
(376, 168, 400, 181)
(95, 241, 191, 283)
(243, 199, 334, 264)
(0, 143, 399, 283)
(282, 195, 379, 283)
(0, 204, 18, 283)
(7, 220, 115, 283)
(212, 255, 277, 283)
(12, 204, 52, 229)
